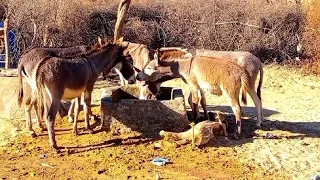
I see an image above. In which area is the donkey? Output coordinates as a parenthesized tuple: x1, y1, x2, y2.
(24, 39, 128, 151)
(136, 49, 263, 139)
(17, 44, 92, 137)
(17, 37, 135, 137)
(192, 49, 263, 101)
(159, 48, 264, 120)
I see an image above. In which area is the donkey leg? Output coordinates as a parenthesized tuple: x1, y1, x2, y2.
(83, 89, 93, 133)
(68, 99, 75, 123)
(199, 90, 209, 120)
(221, 87, 242, 139)
(190, 88, 201, 121)
(231, 101, 242, 139)
(45, 98, 60, 151)
(72, 97, 81, 136)
(188, 93, 194, 111)
(25, 104, 37, 138)
(114, 68, 126, 86)
(34, 102, 47, 132)
(246, 88, 263, 127)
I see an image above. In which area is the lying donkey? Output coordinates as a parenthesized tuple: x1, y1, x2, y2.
(137, 49, 263, 139)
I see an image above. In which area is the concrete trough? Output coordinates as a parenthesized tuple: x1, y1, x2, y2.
(100, 85, 190, 137)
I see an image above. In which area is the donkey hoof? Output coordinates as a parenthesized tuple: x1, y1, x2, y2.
(233, 133, 240, 140)
(30, 132, 37, 138)
(51, 147, 62, 154)
(255, 122, 262, 128)
(40, 127, 47, 132)
(86, 129, 94, 134)
(73, 130, 79, 136)
(68, 117, 74, 123)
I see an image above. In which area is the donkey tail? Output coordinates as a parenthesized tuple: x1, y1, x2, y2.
(33, 57, 50, 119)
(17, 63, 24, 107)
(241, 87, 247, 106)
(240, 70, 251, 106)
(257, 63, 264, 100)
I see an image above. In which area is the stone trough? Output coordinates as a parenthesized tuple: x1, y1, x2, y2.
(100, 85, 190, 137)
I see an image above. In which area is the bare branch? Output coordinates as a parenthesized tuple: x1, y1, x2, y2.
(113, 0, 131, 43)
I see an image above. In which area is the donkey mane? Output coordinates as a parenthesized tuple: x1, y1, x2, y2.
(63, 41, 114, 59)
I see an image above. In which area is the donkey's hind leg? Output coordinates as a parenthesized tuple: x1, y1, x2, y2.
(24, 93, 40, 138)
(43, 90, 62, 151)
(25, 103, 37, 138)
(246, 87, 263, 127)
(83, 88, 93, 133)
(67, 99, 76, 123)
(221, 86, 242, 139)
(72, 97, 81, 135)
(34, 102, 47, 132)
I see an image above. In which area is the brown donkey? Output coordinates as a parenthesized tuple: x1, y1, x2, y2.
(157, 48, 264, 117)
(137, 49, 263, 139)
(17, 45, 92, 137)
(17, 38, 135, 137)
(29, 39, 126, 151)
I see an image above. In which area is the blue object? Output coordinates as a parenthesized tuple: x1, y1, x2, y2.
(0, 20, 17, 67)
(151, 157, 170, 166)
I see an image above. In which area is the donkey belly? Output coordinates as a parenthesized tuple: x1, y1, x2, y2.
(62, 87, 85, 101)
(199, 82, 222, 96)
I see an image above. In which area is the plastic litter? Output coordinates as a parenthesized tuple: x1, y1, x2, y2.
(265, 132, 280, 139)
(151, 157, 170, 166)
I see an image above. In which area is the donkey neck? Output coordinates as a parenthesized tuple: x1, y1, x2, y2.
(161, 58, 193, 79)
(87, 48, 117, 74)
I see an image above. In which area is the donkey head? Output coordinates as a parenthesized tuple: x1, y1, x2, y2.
(136, 50, 173, 82)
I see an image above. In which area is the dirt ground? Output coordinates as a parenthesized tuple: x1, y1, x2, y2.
(0, 65, 319, 180)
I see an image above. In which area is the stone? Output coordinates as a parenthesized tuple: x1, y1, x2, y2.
(100, 85, 190, 137)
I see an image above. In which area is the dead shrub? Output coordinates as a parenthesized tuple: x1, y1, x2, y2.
(301, 0, 320, 75)
(0, 0, 313, 66)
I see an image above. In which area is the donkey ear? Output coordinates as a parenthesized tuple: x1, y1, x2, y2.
(133, 66, 140, 72)
(97, 36, 103, 46)
(153, 52, 159, 66)
(116, 36, 124, 44)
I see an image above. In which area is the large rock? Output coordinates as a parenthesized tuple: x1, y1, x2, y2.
(100, 85, 190, 137)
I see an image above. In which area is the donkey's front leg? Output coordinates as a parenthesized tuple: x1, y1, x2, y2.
(190, 88, 201, 121)
(83, 89, 93, 133)
(199, 90, 209, 120)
